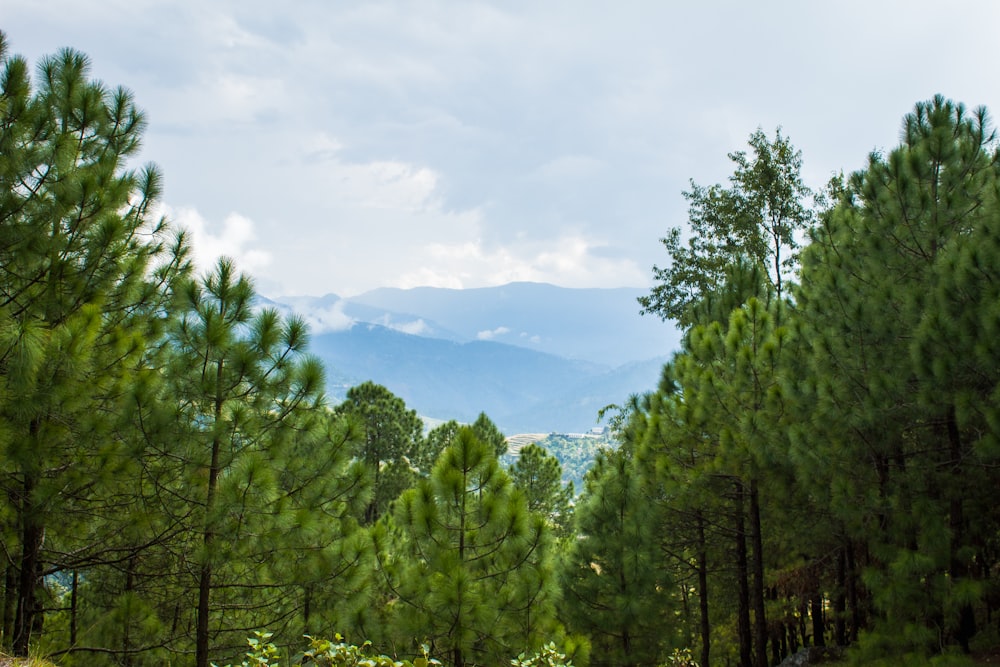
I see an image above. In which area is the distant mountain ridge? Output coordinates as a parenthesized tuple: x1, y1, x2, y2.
(271, 282, 679, 365)
(265, 282, 680, 433)
(349, 282, 675, 367)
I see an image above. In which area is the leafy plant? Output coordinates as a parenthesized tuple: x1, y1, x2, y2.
(666, 647, 699, 667)
(510, 642, 574, 667)
(213, 631, 282, 667)
(215, 633, 442, 667)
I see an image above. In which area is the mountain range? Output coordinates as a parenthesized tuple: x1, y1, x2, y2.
(264, 283, 681, 434)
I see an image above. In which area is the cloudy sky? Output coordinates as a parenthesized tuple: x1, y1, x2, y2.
(6, 1, 1000, 298)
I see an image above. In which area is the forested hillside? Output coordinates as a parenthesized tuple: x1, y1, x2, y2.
(3, 33, 1000, 667)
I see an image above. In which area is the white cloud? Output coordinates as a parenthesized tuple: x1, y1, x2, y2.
(301, 302, 356, 333)
(163, 205, 272, 277)
(392, 319, 431, 336)
(477, 326, 510, 341)
(300, 133, 442, 212)
(206, 73, 286, 123)
(338, 161, 440, 212)
(394, 268, 466, 291)
(395, 235, 647, 292)
(14, 1, 1000, 300)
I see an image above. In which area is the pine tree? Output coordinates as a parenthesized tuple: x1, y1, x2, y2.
(376, 427, 556, 667)
(471, 411, 508, 458)
(794, 96, 1000, 657)
(669, 287, 785, 667)
(158, 259, 337, 667)
(334, 381, 424, 525)
(560, 444, 671, 667)
(509, 443, 574, 538)
(638, 127, 815, 666)
(630, 372, 734, 667)
(418, 419, 461, 475)
(0, 35, 188, 656)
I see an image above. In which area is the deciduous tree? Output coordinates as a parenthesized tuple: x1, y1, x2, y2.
(639, 128, 811, 327)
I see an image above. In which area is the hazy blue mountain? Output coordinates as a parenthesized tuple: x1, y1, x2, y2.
(312, 323, 666, 433)
(347, 282, 678, 367)
(268, 282, 680, 433)
(499, 358, 667, 433)
(264, 293, 467, 342)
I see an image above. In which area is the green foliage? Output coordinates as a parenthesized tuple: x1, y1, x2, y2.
(471, 411, 508, 457)
(508, 443, 574, 538)
(560, 447, 674, 666)
(639, 127, 811, 326)
(794, 95, 1000, 656)
(10, 29, 1000, 667)
(511, 433, 613, 491)
(0, 30, 189, 656)
(335, 381, 424, 524)
(418, 419, 461, 475)
(300, 634, 439, 667)
(510, 642, 573, 667)
(213, 631, 283, 667)
(376, 427, 558, 667)
(158, 259, 359, 666)
(665, 647, 700, 667)
(214, 632, 442, 667)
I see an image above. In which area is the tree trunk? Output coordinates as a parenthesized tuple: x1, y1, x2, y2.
(196, 374, 225, 667)
(195, 559, 213, 667)
(811, 594, 825, 647)
(70, 570, 78, 648)
(123, 557, 136, 667)
(735, 481, 752, 667)
(304, 585, 312, 637)
(749, 478, 767, 667)
(947, 406, 976, 652)
(846, 542, 860, 643)
(3, 561, 17, 647)
(13, 467, 42, 657)
(697, 513, 711, 667)
(834, 547, 846, 646)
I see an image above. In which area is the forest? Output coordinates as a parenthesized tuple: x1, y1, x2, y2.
(3, 31, 1000, 667)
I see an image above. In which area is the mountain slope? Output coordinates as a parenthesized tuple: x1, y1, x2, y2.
(270, 282, 679, 433)
(312, 323, 664, 433)
(279, 282, 679, 367)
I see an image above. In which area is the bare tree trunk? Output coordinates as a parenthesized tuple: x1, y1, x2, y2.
(811, 593, 825, 647)
(945, 410, 976, 652)
(13, 467, 42, 657)
(196, 372, 225, 667)
(735, 481, 752, 667)
(3, 560, 18, 646)
(70, 570, 78, 648)
(846, 542, 860, 642)
(697, 513, 711, 667)
(750, 479, 768, 667)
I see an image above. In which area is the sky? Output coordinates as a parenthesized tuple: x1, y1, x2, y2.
(5, 1, 1000, 298)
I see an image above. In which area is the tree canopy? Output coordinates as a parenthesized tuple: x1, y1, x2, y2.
(6, 31, 1000, 667)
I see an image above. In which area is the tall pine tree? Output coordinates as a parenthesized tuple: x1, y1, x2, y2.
(376, 427, 556, 667)
(0, 35, 188, 656)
